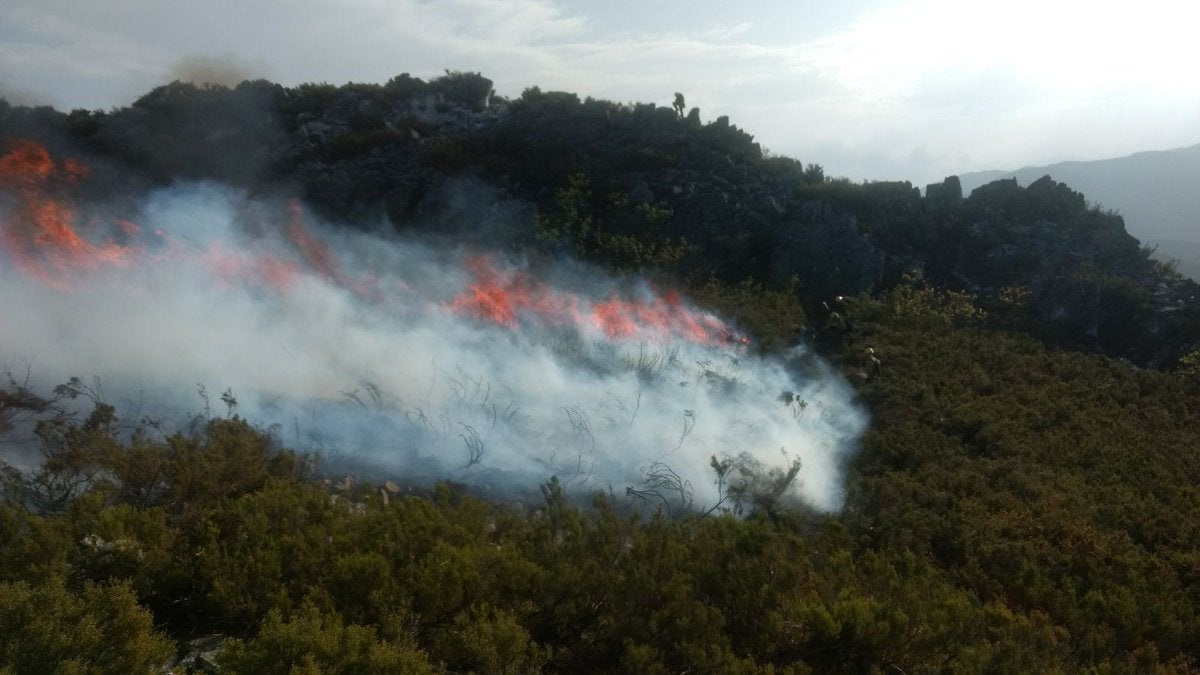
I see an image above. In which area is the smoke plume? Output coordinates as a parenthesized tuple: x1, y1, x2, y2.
(166, 55, 269, 88)
(0, 139, 867, 512)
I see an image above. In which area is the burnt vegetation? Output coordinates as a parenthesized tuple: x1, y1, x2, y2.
(3, 72, 1200, 672)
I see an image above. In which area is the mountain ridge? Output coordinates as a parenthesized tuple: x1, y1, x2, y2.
(3, 74, 1198, 366)
(957, 143, 1200, 278)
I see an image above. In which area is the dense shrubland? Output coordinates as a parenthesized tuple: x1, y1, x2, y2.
(3, 288, 1199, 671)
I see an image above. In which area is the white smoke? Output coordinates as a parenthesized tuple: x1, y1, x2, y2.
(1, 180, 867, 512)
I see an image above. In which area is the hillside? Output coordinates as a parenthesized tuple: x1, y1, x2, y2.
(959, 144, 1200, 279)
(3, 73, 1200, 672)
(3, 75, 1197, 366)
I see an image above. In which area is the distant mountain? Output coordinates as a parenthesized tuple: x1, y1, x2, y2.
(958, 144, 1200, 279)
(1149, 238, 1200, 281)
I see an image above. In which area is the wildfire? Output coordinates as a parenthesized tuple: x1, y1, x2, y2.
(3, 137, 745, 349)
(0, 140, 54, 182)
(0, 139, 137, 289)
(286, 198, 341, 283)
(448, 256, 744, 348)
(448, 255, 581, 330)
(592, 289, 739, 345)
(203, 242, 302, 292)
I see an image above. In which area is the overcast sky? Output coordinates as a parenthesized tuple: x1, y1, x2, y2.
(3, 0, 1197, 186)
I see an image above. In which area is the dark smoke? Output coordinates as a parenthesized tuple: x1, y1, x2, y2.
(166, 55, 270, 88)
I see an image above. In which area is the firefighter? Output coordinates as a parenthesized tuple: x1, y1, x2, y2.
(866, 347, 882, 376)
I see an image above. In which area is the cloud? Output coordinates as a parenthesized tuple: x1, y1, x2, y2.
(802, 0, 1200, 100)
(2, 0, 1197, 182)
(696, 21, 755, 41)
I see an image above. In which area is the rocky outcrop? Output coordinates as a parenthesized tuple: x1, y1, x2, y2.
(925, 175, 962, 206)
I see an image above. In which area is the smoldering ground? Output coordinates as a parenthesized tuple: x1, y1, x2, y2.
(1, 141, 867, 513)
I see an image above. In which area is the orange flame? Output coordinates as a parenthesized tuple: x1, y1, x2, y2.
(286, 199, 341, 282)
(62, 158, 90, 183)
(0, 139, 138, 289)
(282, 198, 389, 300)
(2, 138, 744, 350)
(0, 140, 54, 182)
(203, 242, 301, 292)
(448, 255, 582, 330)
(449, 255, 743, 348)
(591, 289, 737, 345)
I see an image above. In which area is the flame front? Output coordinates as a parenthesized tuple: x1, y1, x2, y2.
(2, 138, 745, 349)
(447, 255, 583, 331)
(447, 256, 744, 347)
(0, 140, 138, 289)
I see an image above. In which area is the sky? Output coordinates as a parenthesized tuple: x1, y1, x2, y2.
(2, 0, 1198, 187)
